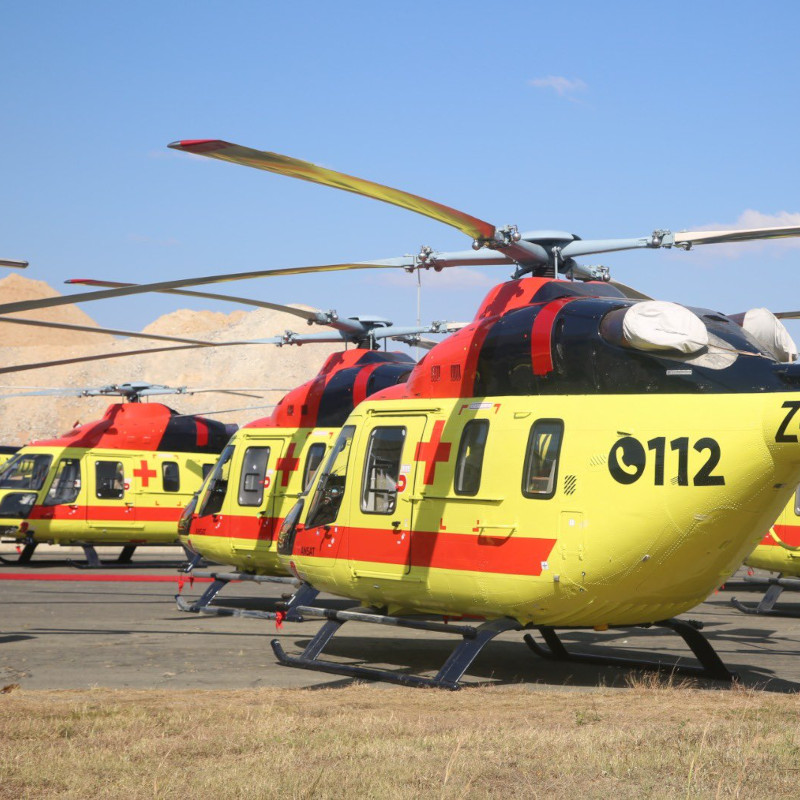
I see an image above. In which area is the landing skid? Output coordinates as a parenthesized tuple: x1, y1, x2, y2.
(731, 575, 800, 616)
(271, 608, 737, 688)
(524, 618, 736, 682)
(175, 570, 315, 621)
(271, 606, 521, 689)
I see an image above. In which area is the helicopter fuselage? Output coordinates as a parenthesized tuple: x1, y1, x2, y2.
(0, 402, 233, 549)
(275, 278, 800, 627)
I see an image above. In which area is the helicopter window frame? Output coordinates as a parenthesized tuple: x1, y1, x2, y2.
(237, 446, 271, 507)
(162, 461, 180, 493)
(43, 458, 81, 506)
(198, 444, 235, 517)
(95, 460, 125, 500)
(0, 453, 53, 492)
(303, 443, 327, 492)
(454, 419, 490, 497)
(360, 426, 406, 515)
(794, 486, 800, 516)
(305, 425, 356, 530)
(522, 419, 564, 500)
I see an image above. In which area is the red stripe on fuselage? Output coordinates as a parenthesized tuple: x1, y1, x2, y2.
(531, 297, 578, 376)
(295, 524, 557, 576)
(759, 524, 800, 548)
(190, 513, 280, 542)
(28, 505, 184, 522)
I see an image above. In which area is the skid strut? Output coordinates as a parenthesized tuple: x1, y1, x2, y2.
(732, 575, 800, 616)
(524, 618, 736, 682)
(176, 571, 315, 621)
(271, 606, 520, 689)
(0, 539, 37, 564)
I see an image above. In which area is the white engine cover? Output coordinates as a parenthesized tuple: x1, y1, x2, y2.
(622, 301, 708, 354)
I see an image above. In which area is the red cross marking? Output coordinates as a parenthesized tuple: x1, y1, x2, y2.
(414, 420, 452, 485)
(133, 460, 157, 488)
(276, 443, 300, 487)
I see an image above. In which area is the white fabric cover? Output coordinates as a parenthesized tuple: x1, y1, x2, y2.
(742, 307, 797, 363)
(622, 301, 708, 354)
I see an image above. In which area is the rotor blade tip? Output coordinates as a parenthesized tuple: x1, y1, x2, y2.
(168, 139, 228, 153)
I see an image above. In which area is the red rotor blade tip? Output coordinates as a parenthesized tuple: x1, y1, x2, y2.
(168, 139, 230, 154)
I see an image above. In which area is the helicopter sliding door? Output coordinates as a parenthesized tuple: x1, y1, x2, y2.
(347, 414, 429, 580)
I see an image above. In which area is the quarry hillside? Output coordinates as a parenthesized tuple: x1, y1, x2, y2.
(0, 274, 345, 444)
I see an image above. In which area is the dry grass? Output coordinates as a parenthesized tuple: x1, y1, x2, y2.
(1, 680, 799, 799)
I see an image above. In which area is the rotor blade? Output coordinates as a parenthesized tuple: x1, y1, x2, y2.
(65, 279, 365, 334)
(169, 140, 496, 242)
(608, 280, 653, 301)
(775, 311, 800, 320)
(0, 262, 414, 317)
(391, 335, 439, 350)
(0, 316, 220, 346)
(173, 403, 276, 417)
(674, 225, 800, 246)
(0, 258, 28, 269)
(0, 340, 274, 376)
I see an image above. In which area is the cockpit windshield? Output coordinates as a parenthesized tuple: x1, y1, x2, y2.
(197, 444, 235, 517)
(0, 453, 53, 492)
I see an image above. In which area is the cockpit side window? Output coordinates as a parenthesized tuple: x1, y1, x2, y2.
(198, 444, 235, 517)
(302, 443, 327, 491)
(44, 458, 81, 506)
(522, 420, 564, 499)
(305, 426, 355, 529)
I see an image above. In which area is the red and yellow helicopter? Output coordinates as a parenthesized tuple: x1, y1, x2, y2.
(732, 491, 800, 615)
(0, 383, 239, 566)
(176, 347, 419, 616)
(51, 139, 800, 686)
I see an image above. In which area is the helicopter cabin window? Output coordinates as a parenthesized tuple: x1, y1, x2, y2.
(202, 463, 215, 480)
(43, 458, 81, 506)
(522, 420, 564, 500)
(361, 427, 405, 515)
(303, 443, 327, 491)
(454, 420, 489, 496)
(198, 444, 234, 517)
(96, 461, 125, 500)
(162, 462, 180, 493)
(238, 447, 271, 507)
(305, 425, 355, 529)
(0, 453, 53, 492)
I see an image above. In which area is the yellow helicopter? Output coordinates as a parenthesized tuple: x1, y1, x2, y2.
(46, 139, 800, 685)
(176, 346, 421, 617)
(0, 383, 243, 566)
(151, 139, 800, 689)
(731, 489, 800, 615)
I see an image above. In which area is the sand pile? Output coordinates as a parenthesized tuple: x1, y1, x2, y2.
(0, 275, 341, 444)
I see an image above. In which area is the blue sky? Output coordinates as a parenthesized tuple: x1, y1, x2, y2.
(2, 1, 800, 343)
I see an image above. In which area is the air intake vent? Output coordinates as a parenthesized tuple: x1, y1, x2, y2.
(564, 475, 577, 495)
(431, 365, 441, 382)
(450, 364, 461, 381)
